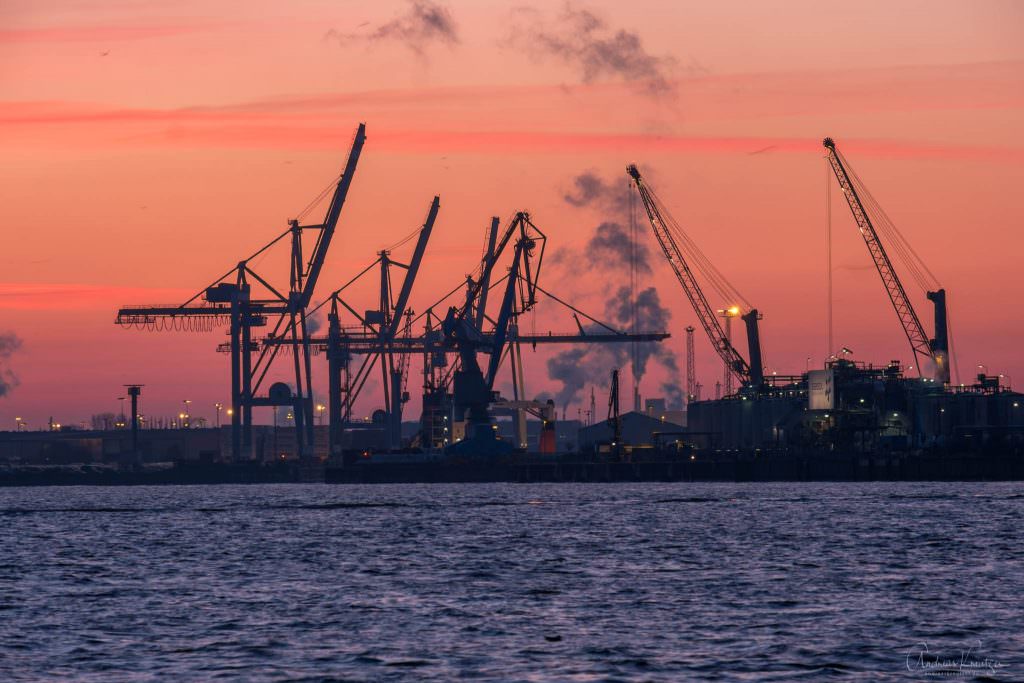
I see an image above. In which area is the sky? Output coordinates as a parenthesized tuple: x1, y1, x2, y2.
(1, 0, 1022, 428)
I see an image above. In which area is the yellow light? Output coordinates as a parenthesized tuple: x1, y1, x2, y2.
(728, 306, 740, 316)
(178, 413, 185, 419)
(226, 409, 234, 416)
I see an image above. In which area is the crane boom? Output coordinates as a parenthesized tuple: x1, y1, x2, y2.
(301, 122, 367, 307)
(626, 164, 752, 386)
(822, 138, 933, 375)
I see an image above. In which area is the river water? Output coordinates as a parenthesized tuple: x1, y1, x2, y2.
(1, 482, 1021, 681)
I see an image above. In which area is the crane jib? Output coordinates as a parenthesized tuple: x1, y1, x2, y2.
(823, 140, 934, 374)
(626, 165, 752, 387)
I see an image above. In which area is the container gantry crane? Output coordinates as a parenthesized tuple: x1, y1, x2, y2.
(265, 210, 670, 457)
(626, 164, 765, 391)
(822, 137, 950, 383)
(117, 123, 366, 460)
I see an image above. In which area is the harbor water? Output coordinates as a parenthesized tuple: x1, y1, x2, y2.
(1, 482, 1021, 680)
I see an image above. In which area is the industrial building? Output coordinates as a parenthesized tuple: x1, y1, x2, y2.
(578, 411, 685, 452)
(687, 362, 1023, 455)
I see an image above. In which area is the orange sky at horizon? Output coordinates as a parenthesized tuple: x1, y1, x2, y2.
(1, 0, 1023, 427)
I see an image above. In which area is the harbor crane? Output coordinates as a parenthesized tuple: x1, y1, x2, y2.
(117, 123, 367, 460)
(322, 196, 438, 453)
(257, 210, 670, 456)
(441, 211, 547, 454)
(626, 164, 765, 391)
(823, 138, 950, 383)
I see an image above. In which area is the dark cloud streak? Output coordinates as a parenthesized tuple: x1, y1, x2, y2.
(326, 1, 459, 56)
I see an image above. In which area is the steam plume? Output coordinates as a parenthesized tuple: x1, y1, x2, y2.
(0, 332, 23, 398)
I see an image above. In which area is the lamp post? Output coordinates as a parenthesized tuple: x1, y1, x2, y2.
(999, 374, 1013, 390)
(717, 306, 740, 395)
(182, 399, 191, 429)
(215, 402, 223, 428)
(273, 407, 279, 459)
(316, 404, 325, 426)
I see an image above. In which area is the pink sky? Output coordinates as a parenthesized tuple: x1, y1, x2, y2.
(1, 0, 1022, 427)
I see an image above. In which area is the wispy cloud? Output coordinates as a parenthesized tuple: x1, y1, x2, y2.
(507, 4, 678, 98)
(4, 99, 1022, 162)
(325, 0, 458, 56)
(0, 23, 224, 43)
(0, 283, 193, 311)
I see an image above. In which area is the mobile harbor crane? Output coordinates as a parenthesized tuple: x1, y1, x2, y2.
(823, 138, 950, 383)
(627, 164, 765, 393)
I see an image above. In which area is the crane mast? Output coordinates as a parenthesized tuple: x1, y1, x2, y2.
(626, 164, 752, 387)
(822, 138, 938, 378)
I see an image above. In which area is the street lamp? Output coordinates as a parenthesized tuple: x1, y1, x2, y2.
(14, 417, 23, 432)
(316, 404, 326, 425)
(215, 402, 223, 428)
(182, 399, 191, 428)
(717, 306, 741, 395)
(999, 374, 1013, 390)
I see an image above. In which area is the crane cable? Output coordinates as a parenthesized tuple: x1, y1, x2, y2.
(294, 126, 362, 223)
(643, 182, 753, 311)
(383, 223, 423, 253)
(826, 157, 834, 356)
(837, 149, 941, 293)
(294, 172, 344, 223)
(628, 179, 640, 394)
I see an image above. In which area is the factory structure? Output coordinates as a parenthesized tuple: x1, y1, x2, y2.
(10, 124, 1014, 480)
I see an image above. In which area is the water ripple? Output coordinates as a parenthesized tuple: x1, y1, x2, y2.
(0, 482, 1021, 681)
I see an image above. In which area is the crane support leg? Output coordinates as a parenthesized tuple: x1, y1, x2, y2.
(927, 288, 950, 384)
(229, 298, 243, 461)
(742, 309, 764, 388)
